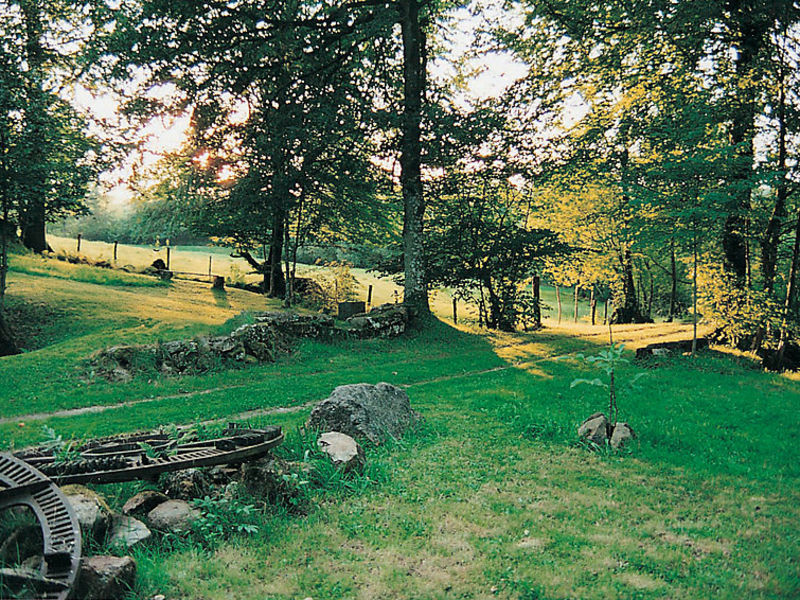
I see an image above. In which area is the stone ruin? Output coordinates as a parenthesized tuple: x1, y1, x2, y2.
(89, 305, 410, 381)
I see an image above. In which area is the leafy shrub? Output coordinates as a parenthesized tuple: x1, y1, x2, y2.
(698, 265, 781, 347)
(191, 496, 261, 546)
(309, 261, 359, 313)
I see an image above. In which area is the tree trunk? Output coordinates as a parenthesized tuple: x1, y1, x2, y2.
(761, 58, 788, 294)
(398, 0, 429, 319)
(611, 249, 645, 323)
(483, 275, 501, 329)
(555, 284, 562, 324)
(267, 209, 286, 298)
(19, 0, 49, 254)
(722, 1, 765, 283)
(573, 284, 579, 323)
(532, 275, 541, 329)
(668, 237, 677, 322)
(777, 208, 800, 367)
(692, 230, 698, 356)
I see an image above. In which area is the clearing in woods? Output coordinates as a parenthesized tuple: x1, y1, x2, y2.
(1, 253, 798, 599)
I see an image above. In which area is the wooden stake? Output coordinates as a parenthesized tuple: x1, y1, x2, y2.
(113, 241, 118, 262)
(166, 246, 171, 270)
(208, 256, 212, 277)
(452, 297, 458, 324)
(367, 284, 373, 306)
(76, 234, 81, 253)
(590, 288, 596, 325)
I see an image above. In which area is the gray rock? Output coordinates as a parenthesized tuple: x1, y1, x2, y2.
(76, 555, 137, 600)
(307, 382, 419, 444)
(147, 499, 199, 532)
(577, 412, 610, 446)
(109, 515, 152, 548)
(160, 468, 212, 500)
(240, 458, 299, 505)
(122, 490, 169, 516)
(254, 312, 335, 338)
(317, 432, 365, 471)
(610, 422, 635, 449)
(231, 323, 278, 361)
(20, 554, 44, 572)
(346, 303, 408, 338)
(61, 485, 112, 543)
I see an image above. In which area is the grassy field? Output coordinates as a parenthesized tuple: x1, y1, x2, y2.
(1, 250, 798, 599)
(47, 235, 600, 324)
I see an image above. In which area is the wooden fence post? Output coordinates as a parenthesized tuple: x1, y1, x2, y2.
(113, 241, 118, 262)
(208, 256, 212, 277)
(76, 234, 81, 253)
(452, 297, 458, 324)
(590, 288, 596, 325)
(604, 298, 610, 324)
(367, 284, 373, 306)
(166, 245, 171, 270)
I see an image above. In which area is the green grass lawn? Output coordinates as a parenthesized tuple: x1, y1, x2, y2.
(1, 252, 798, 599)
(47, 235, 599, 324)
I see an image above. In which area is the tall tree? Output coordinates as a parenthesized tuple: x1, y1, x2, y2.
(0, 0, 101, 253)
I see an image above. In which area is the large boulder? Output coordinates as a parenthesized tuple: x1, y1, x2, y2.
(122, 490, 169, 517)
(61, 485, 112, 543)
(109, 515, 152, 549)
(307, 382, 419, 444)
(76, 556, 137, 600)
(146, 499, 199, 532)
(346, 303, 408, 339)
(317, 432, 365, 471)
(577, 412, 610, 446)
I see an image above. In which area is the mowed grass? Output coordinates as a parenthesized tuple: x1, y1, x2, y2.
(47, 235, 597, 323)
(0, 254, 798, 599)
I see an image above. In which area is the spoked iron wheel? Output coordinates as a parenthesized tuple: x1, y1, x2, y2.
(0, 453, 81, 600)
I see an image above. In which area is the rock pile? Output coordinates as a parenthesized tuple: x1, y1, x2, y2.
(346, 303, 408, 338)
(577, 412, 635, 449)
(89, 307, 408, 381)
(89, 321, 281, 380)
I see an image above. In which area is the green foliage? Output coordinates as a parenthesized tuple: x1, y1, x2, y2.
(698, 264, 782, 347)
(39, 425, 82, 464)
(571, 343, 645, 424)
(426, 174, 569, 331)
(191, 496, 260, 547)
(310, 262, 359, 313)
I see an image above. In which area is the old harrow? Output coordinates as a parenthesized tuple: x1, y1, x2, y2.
(13, 423, 284, 485)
